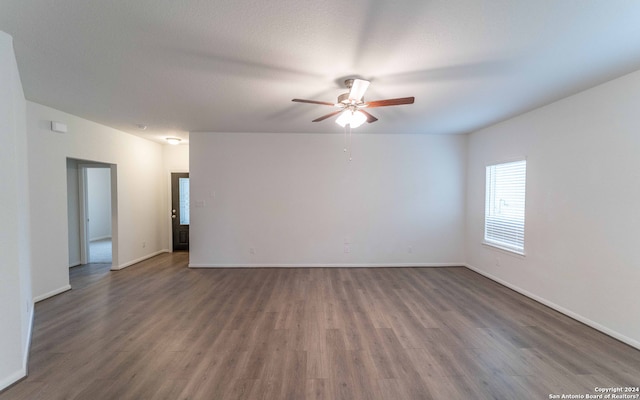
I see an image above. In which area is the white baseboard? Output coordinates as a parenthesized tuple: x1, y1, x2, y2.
(33, 284, 71, 303)
(189, 262, 465, 268)
(0, 368, 26, 393)
(0, 306, 34, 392)
(111, 249, 170, 271)
(464, 263, 640, 351)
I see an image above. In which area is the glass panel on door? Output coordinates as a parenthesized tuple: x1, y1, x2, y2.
(179, 177, 190, 225)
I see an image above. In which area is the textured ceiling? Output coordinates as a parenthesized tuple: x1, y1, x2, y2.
(2, 0, 640, 143)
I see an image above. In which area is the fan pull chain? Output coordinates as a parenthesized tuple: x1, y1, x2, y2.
(344, 125, 348, 152)
(348, 124, 352, 161)
(342, 125, 353, 161)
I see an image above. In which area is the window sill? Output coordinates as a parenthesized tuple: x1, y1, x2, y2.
(482, 241, 526, 257)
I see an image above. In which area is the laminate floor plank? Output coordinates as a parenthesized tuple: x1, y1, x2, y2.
(306, 378, 328, 400)
(2, 253, 639, 399)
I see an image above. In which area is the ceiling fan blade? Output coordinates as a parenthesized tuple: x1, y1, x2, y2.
(292, 99, 335, 106)
(349, 79, 370, 101)
(312, 110, 343, 122)
(359, 110, 378, 123)
(366, 97, 415, 108)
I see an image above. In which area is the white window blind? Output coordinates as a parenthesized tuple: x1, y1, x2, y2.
(485, 160, 526, 254)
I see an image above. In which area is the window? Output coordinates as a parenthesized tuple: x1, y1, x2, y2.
(485, 160, 526, 254)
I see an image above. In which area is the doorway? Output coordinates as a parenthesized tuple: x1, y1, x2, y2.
(67, 159, 117, 267)
(171, 172, 189, 251)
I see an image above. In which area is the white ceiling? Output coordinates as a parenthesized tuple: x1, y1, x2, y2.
(2, 0, 640, 144)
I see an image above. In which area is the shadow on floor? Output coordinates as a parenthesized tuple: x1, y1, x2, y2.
(69, 263, 112, 290)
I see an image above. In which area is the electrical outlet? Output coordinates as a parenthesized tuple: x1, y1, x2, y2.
(495, 256, 501, 267)
(250, 248, 255, 255)
(408, 246, 413, 254)
(142, 241, 146, 248)
(344, 245, 350, 254)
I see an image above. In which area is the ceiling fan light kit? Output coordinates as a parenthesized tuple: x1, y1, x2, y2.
(336, 109, 367, 128)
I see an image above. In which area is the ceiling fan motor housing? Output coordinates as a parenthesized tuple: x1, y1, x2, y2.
(339, 78, 367, 104)
(337, 92, 353, 104)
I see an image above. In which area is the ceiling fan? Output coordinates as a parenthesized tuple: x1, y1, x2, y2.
(292, 79, 415, 128)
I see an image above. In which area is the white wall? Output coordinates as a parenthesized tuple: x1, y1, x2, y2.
(87, 167, 112, 241)
(27, 102, 168, 300)
(190, 132, 466, 267)
(0, 31, 32, 391)
(466, 69, 640, 348)
(163, 143, 189, 172)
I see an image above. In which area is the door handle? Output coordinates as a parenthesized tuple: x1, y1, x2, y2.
(172, 215, 176, 219)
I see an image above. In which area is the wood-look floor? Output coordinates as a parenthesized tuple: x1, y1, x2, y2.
(2, 253, 639, 400)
